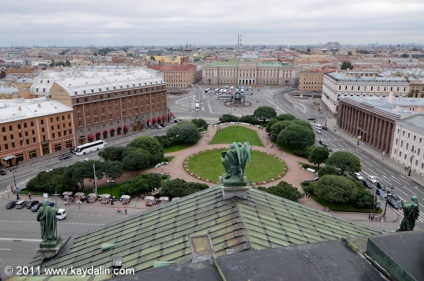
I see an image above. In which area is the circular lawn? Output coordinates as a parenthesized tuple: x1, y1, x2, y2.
(184, 148, 287, 185)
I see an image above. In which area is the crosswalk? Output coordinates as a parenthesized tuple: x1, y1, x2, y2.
(392, 209, 424, 224)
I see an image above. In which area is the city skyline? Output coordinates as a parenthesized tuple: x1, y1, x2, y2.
(1, 0, 424, 47)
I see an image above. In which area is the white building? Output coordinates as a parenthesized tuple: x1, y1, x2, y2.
(322, 71, 409, 114)
(202, 61, 300, 86)
(391, 114, 424, 176)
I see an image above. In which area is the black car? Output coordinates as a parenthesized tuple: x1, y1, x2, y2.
(31, 203, 42, 212)
(0, 170, 6, 175)
(376, 182, 386, 190)
(59, 153, 72, 160)
(322, 126, 328, 130)
(307, 117, 316, 121)
(388, 197, 401, 209)
(6, 201, 18, 209)
(26, 200, 40, 209)
(361, 180, 372, 189)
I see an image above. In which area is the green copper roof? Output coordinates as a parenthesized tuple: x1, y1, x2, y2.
(257, 61, 291, 67)
(205, 61, 238, 67)
(28, 187, 380, 278)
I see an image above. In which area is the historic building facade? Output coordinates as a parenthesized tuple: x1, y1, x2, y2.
(337, 97, 406, 155)
(147, 64, 196, 89)
(409, 79, 424, 98)
(202, 61, 300, 86)
(38, 68, 168, 144)
(322, 71, 410, 114)
(0, 98, 74, 167)
(298, 71, 325, 91)
(391, 114, 424, 176)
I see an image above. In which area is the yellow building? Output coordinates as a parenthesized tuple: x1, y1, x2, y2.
(150, 56, 189, 65)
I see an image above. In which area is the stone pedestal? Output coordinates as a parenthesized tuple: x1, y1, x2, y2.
(220, 174, 248, 187)
(39, 236, 62, 259)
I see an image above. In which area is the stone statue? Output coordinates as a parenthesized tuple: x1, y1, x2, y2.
(397, 195, 419, 232)
(221, 141, 251, 179)
(36, 199, 59, 245)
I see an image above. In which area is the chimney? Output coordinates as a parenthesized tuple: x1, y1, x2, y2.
(388, 92, 394, 104)
(38, 103, 41, 108)
(18, 106, 21, 111)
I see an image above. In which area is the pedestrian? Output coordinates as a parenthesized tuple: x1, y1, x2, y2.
(125, 208, 128, 215)
(118, 207, 121, 213)
(134, 202, 137, 208)
(28, 192, 32, 200)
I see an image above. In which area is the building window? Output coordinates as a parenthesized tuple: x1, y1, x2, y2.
(41, 120, 44, 125)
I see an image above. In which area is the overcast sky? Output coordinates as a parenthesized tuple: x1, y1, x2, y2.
(1, 0, 424, 47)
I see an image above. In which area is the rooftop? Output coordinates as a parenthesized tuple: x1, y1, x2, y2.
(30, 67, 164, 97)
(29, 186, 380, 278)
(0, 98, 73, 123)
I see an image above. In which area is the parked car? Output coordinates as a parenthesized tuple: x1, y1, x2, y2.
(374, 202, 381, 210)
(16, 200, 28, 209)
(388, 197, 401, 209)
(376, 182, 386, 190)
(31, 203, 42, 212)
(390, 193, 401, 201)
(367, 175, 378, 184)
(361, 180, 372, 189)
(26, 200, 40, 209)
(322, 125, 328, 130)
(6, 200, 18, 209)
(353, 173, 365, 181)
(0, 170, 7, 175)
(376, 189, 388, 199)
(307, 117, 316, 121)
(59, 153, 72, 160)
(155, 124, 163, 129)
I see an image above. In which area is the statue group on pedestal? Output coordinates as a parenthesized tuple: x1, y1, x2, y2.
(36, 199, 59, 246)
(221, 141, 251, 179)
(397, 195, 419, 232)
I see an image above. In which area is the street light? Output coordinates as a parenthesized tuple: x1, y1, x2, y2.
(12, 170, 19, 200)
(408, 149, 416, 177)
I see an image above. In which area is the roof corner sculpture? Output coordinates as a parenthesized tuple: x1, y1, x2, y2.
(221, 140, 251, 186)
(396, 195, 419, 232)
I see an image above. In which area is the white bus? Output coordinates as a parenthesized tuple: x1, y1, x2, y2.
(218, 95, 232, 100)
(74, 140, 105, 155)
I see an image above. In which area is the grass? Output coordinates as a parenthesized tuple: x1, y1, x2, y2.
(163, 143, 193, 153)
(186, 149, 284, 183)
(93, 183, 125, 198)
(210, 126, 264, 146)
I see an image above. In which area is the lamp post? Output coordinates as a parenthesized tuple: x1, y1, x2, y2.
(408, 149, 416, 177)
(107, 178, 115, 205)
(12, 170, 19, 200)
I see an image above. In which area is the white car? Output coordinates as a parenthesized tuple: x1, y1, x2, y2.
(353, 173, 365, 181)
(367, 175, 378, 184)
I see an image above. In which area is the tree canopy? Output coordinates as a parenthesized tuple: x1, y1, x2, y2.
(191, 118, 208, 130)
(127, 135, 163, 163)
(119, 173, 162, 196)
(317, 165, 340, 177)
(159, 178, 209, 200)
(269, 121, 292, 140)
(259, 181, 303, 201)
(166, 121, 200, 144)
(254, 106, 277, 121)
(314, 175, 355, 203)
(341, 61, 353, 70)
(308, 146, 329, 168)
(122, 148, 150, 172)
(326, 151, 361, 175)
(277, 124, 315, 149)
(219, 114, 239, 123)
(275, 114, 296, 121)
